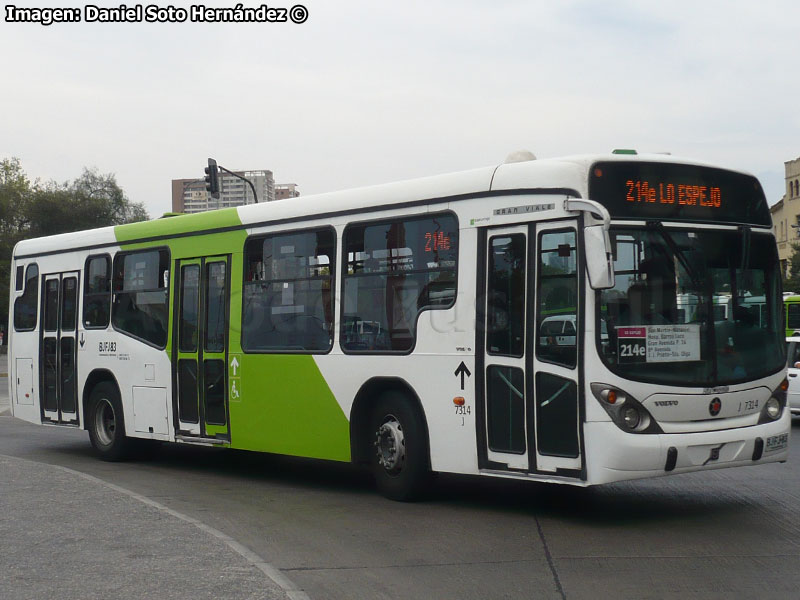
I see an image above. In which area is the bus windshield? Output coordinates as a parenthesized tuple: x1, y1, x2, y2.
(597, 227, 784, 386)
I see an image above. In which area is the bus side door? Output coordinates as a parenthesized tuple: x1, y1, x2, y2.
(532, 222, 582, 475)
(40, 271, 80, 425)
(173, 256, 231, 440)
(480, 225, 531, 470)
(478, 221, 583, 477)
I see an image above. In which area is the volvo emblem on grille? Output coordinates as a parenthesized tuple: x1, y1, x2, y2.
(709, 397, 722, 416)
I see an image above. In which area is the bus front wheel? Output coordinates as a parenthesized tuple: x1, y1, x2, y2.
(370, 392, 431, 501)
(87, 382, 131, 461)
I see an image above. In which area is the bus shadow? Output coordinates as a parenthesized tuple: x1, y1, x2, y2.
(53, 432, 788, 525)
(426, 474, 739, 523)
(133, 442, 377, 496)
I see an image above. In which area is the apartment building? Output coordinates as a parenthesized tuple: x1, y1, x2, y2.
(275, 183, 300, 200)
(769, 156, 800, 276)
(172, 169, 276, 213)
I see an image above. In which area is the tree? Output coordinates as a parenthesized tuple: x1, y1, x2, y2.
(70, 168, 149, 226)
(0, 158, 34, 333)
(784, 242, 800, 295)
(0, 158, 31, 236)
(0, 158, 149, 330)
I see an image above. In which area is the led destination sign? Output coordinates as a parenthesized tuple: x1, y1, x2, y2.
(589, 161, 771, 227)
(424, 231, 452, 252)
(625, 179, 721, 209)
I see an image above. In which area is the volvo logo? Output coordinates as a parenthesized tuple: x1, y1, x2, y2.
(709, 397, 722, 416)
(654, 400, 679, 407)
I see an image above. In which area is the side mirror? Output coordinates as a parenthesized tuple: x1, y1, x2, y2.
(584, 224, 615, 290)
(564, 198, 615, 290)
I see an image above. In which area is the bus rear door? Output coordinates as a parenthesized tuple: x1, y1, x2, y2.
(40, 271, 80, 425)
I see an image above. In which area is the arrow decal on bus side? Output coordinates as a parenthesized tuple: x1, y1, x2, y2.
(455, 361, 471, 390)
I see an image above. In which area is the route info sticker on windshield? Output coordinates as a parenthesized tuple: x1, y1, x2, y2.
(616, 325, 701, 364)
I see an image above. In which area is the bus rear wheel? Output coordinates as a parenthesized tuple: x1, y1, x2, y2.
(87, 382, 131, 461)
(370, 392, 431, 501)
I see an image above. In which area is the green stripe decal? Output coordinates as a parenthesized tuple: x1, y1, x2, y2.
(233, 354, 351, 461)
(114, 208, 242, 242)
(113, 208, 351, 462)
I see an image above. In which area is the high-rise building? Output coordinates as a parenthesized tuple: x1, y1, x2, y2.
(172, 169, 275, 213)
(769, 156, 800, 277)
(275, 183, 300, 200)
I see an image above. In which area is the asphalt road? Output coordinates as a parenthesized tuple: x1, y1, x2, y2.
(2, 370, 800, 600)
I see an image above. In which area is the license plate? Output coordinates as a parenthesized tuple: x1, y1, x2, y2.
(765, 433, 789, 453)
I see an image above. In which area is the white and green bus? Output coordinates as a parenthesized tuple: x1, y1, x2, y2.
(7, 152, 790, 500)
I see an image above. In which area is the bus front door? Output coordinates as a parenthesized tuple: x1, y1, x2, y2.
(40, 272, 79, 425)
(173, 256, 231, 441)
(481, 226, 531, 471)
(479, 221, 582, 477)
(531, 222, 582, 476)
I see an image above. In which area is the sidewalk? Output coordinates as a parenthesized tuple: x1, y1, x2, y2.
(0, 453, 295, 600)
(0, 349, 306, 599)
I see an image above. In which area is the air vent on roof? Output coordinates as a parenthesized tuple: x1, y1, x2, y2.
(504, 150, 536, 164)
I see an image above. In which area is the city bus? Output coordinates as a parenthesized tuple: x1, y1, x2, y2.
(785, 294, 800, 336)
(677, 293, 768, 328)
(7, 152, 790, 500)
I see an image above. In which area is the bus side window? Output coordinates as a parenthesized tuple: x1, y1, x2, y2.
(111, 249, 169, 348)
(13, 263, 39, 332)
(242, 227, 335, 353)
(787, 302, 800, 333)
(487, 234, 525, 357)
(83, 255, 111, 328)
(536, 230, 578, 368)
(341, 213, 458, 353)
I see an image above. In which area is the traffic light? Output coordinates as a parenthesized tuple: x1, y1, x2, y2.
(205, 158, 219, 199)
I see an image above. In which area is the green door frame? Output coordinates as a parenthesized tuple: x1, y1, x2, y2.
(173, 255, 231, 440)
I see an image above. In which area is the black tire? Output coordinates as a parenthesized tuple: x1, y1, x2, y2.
(370, 391, 431, 501)
(87, 381, 132, 461)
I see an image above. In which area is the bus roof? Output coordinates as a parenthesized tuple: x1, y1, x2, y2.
(12, 152, 757, 259)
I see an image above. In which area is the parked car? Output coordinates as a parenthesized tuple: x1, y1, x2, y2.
(539, 315, 577, 347)
(786, 336, 800, 417)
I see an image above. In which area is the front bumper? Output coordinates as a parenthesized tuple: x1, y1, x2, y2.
(584, 410, 791, 485)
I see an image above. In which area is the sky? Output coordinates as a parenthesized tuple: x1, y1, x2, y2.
(2, 0, 799, 217)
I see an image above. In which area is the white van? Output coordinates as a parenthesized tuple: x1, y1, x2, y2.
(786, 336, 800, 417)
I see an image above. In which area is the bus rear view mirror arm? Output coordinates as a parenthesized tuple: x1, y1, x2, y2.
(565, 199, 616, 290)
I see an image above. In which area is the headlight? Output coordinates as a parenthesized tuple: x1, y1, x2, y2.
(757, 380, 786, 424)
(765, 397, 781, 420)
(590, 383, 662, 434)
(622, 406, 641, 429)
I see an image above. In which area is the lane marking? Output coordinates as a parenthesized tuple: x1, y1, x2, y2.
(0, 453, 311, 600)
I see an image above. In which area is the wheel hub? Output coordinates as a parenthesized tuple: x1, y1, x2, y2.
(95, 398, 116, 447)
(375, 417, 405, 472)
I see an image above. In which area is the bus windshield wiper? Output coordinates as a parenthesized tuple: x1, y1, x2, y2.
(647, 221, 703, 291)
